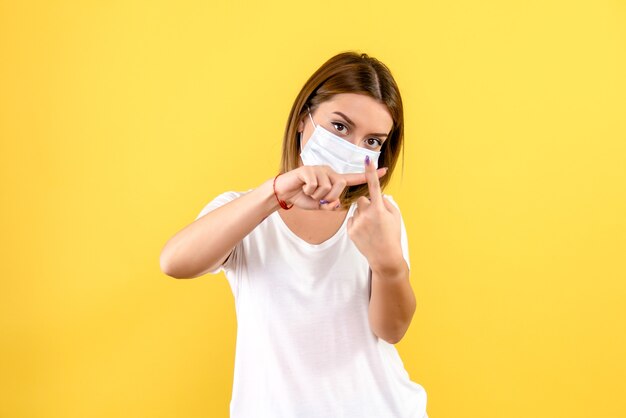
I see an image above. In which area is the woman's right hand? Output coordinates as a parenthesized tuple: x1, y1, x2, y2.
(273, 165, 388, 210)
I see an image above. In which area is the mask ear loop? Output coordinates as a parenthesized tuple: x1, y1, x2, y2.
(300, 105, 315, 153)
(306, 105, 317, 128)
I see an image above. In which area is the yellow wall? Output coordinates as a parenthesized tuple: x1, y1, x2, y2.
(1, 1, 625, 417)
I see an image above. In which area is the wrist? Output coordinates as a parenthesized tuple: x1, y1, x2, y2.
(369, 249, 406, 278)
(254, 178, 282, 215)
(273, 173, 294, 210)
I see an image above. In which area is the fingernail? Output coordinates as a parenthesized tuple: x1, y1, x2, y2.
(319, 199, 329, 205)
(365, 155, 370, 166)
(335, 203, 341, 209)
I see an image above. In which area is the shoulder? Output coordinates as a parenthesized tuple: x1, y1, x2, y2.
(195, 189, 252, 220)
(211, 190, 249, 203)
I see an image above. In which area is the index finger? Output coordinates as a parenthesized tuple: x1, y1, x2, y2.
(342, 166, 388, 187)
(364, 155, 382, 204)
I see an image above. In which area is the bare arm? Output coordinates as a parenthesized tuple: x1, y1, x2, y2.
(159, 179, 278, 279)
(369, 260, 415, 344)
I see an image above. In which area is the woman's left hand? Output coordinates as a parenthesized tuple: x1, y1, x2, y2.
(347, 156, 404, 274)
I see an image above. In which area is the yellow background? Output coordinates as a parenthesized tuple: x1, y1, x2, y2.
(1, 1, 625, 417)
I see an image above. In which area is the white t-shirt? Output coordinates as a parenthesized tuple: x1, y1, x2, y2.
(196, 191, 428, 418)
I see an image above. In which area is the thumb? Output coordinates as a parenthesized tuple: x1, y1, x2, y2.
(343, 167, 388, 187)
(382, 195, 394, 211)
(382, 195, 401, 215)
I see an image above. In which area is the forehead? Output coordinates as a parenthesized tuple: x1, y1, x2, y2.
(318, 93, 393, 132)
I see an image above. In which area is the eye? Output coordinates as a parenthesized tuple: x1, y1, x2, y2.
(331, 122, 348, 135)
(365, 137, 383, 149)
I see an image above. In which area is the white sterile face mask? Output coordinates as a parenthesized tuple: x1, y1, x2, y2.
(299, 111, 381, 174)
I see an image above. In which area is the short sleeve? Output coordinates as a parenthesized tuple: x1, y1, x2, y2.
(194, 190, 248, 274)
(195, 191, 246, 221)
(382, 195, 410, 270)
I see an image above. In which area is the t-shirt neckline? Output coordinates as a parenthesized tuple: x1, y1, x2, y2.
(271, 203, 357, 250)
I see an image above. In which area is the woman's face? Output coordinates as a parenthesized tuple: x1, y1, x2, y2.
(297, 93, 394, 159)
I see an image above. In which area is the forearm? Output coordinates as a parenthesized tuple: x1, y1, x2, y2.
(160, 178, 279, 278)
(368, 258, 415, 344)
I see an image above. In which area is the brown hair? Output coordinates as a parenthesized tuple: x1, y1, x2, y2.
(280, 51, 404, 208)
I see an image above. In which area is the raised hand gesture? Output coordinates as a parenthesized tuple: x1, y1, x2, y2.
(347, 155, 404, 273)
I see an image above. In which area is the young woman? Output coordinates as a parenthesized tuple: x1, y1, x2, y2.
(160, 51, 429, 418)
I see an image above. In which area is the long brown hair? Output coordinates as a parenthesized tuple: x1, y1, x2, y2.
(280, 51, 404, 208)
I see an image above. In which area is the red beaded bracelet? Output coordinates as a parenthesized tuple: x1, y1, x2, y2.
(273, 174, 293, 210)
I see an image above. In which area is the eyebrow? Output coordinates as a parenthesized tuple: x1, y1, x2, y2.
(332, 111, 389, 138)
